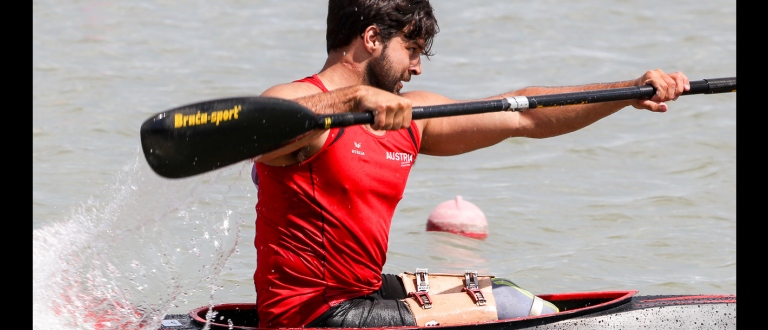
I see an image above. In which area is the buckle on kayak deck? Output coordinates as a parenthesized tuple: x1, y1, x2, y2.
(409, 291, 433, 309)
(415, 268, 430, 292)
(410, 268, 433, 309)
(463, 271, 487, 306)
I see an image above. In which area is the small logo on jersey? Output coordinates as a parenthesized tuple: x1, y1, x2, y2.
(386, 151, 414, 167)
(352, 141, 365, 156)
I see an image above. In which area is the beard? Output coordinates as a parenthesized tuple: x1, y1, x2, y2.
(363, 44, 406, 94)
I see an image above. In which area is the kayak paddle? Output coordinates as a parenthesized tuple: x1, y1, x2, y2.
(140, 77, 735, 179)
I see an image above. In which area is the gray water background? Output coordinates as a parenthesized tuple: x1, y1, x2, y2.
(32, 1, 736, 329)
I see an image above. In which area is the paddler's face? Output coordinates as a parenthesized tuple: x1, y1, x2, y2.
(365, 31, 424, 95)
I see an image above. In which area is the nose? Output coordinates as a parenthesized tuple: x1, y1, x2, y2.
(409, 55, 422, 76)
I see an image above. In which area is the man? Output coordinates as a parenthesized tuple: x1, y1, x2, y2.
(252, 0, 690, 327)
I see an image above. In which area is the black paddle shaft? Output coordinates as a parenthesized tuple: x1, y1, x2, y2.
(401, 77, 737, 120)
(523, 76, 736, 109)
(141, 77, 735, 179)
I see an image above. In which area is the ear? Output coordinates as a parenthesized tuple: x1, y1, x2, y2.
(361, 25, 381, 54)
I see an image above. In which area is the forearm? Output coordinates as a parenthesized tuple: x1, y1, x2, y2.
(500, 80, 637, 139)
(253, 86, 366, 165)
(255, 84, 412, 164)
(418, 80, 641, 155)
(292, 85, 365, 115)
(418, 102, 627, 156)
(498, 80, 636, 99)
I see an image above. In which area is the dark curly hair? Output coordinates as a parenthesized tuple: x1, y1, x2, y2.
(326, 0, 439, 57)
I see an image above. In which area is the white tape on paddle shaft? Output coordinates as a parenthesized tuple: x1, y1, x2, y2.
(505, 96, 530, 111)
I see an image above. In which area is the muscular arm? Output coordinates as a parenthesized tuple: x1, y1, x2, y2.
(409, 70, 689, 156)
(255, 84, 413, 166)
(253, 83, 354, 166)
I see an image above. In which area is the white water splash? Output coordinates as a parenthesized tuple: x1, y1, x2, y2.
(33, 149, 248, 330)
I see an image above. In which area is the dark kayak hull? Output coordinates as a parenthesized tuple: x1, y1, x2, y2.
(159, 290, 735, 329)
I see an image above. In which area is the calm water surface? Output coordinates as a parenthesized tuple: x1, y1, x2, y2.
(33, 1, 736, 329)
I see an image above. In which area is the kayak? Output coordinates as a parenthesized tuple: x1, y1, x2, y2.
(158, 290, 735, 329)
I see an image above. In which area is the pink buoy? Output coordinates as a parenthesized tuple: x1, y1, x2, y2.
(426, 196, 488, 239)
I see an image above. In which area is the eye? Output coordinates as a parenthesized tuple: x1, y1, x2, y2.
(404, 39, 425, 56)
(406, 44, 422, 55)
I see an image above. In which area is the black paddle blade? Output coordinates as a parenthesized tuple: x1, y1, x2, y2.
(140, 96, 319, 179)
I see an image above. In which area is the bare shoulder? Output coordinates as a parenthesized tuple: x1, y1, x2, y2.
(261, 81, 324, 99)
(400, 90, 459, 134)
(400, 90, 456, 106)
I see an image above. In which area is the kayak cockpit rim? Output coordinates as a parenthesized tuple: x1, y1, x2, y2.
(187, 290, 639, 329)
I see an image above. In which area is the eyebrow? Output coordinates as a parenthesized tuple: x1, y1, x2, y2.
(403, 37, 425, 49)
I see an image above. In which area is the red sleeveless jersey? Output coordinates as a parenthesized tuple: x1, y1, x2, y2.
(253, 75, 421, 327)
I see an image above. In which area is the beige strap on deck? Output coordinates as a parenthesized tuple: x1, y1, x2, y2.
(399, 269, 498, 326)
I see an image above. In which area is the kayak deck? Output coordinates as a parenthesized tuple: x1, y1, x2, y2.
(159, 290, 735, 329)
